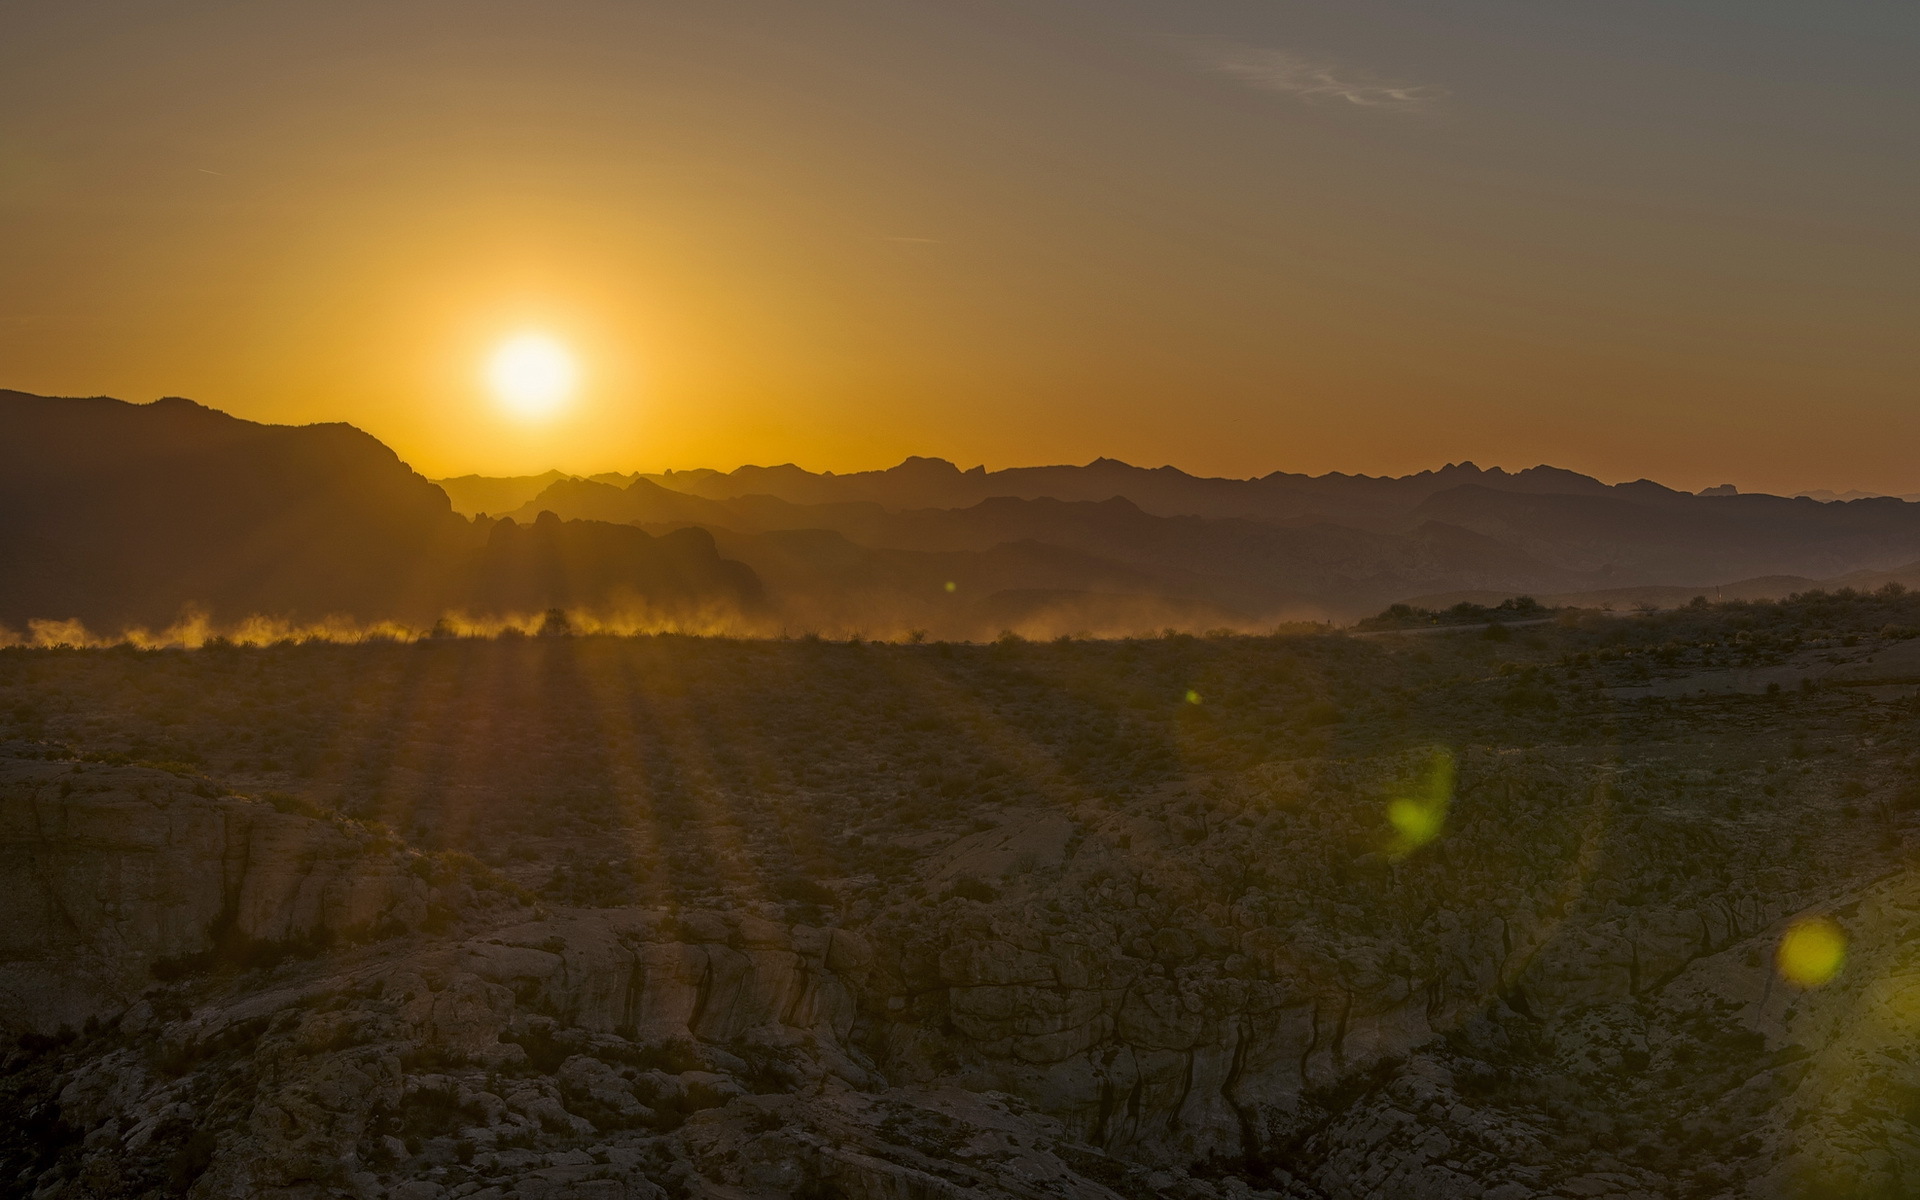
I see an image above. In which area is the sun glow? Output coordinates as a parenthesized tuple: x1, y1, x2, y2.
(485, 333, 577, 419)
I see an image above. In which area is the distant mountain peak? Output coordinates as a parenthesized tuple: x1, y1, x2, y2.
(889, 456, 965, 476)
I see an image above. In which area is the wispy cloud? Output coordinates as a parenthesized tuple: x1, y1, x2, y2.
(1184, 39, 1444, 113)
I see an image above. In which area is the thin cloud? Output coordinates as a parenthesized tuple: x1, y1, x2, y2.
(1185, 39, 1444, 112)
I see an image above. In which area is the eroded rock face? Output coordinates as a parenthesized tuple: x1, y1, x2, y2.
(1, 895, 1166, 1200)
(449, 910, 880, 1089)
(5, 743, 1920, 1199)
(829, 751, 1833, 1172)
(0, 758, 434, 1031)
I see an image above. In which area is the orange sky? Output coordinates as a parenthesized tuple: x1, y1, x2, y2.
(3, 2, 1917, 492)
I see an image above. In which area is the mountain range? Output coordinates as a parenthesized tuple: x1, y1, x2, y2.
(9, 389, 1920, 639)
(465, 455, 1920, 630)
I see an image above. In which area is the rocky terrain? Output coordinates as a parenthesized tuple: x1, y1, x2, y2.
(6, 588, 1920, 1197)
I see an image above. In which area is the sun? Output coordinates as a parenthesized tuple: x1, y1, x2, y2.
(485, 332, 577, 419)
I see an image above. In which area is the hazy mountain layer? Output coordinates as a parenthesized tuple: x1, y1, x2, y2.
(630, 456, 1623, 525)
(17, 389, 1920, 639)
(499, 463, 1920, 625)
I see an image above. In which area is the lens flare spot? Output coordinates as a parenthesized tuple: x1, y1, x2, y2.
(943, 581, 957, 593)
(1386, 748, 1454, 859)
(1389, 797, 1442, 842)
(1777, 916, 1846, 988)
(1186, 690, 1202, 704)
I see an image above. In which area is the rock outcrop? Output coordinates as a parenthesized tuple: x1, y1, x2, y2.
(0, 757, 457, 1032)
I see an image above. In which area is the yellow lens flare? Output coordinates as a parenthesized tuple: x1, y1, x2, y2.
(1386, 748, 1454, 859)
(486, 332, 577, 419)
(1777, 916, 1847, 988)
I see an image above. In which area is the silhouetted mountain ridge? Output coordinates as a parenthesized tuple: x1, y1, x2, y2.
(624, 455, 1625, 525)
(0, 392, 761, 631)
(14, 391, 1920, 636)
(500, 462, 1920, 622)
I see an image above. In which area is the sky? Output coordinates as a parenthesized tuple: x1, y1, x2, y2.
(2, 1, 1916, 491)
